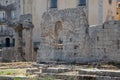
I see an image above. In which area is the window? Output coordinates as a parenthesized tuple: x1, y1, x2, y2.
(11, 11, 16, 19)
(78, 0, 86, 6)
(0, 26, 3, 32)
(117, 40, 119, 49)
(74, 53, 77, 56)
(97, 36, 99, 41)
(6, 0, 8, 4)
(104, 48, 106, 53)
(109, 0, 112, 5)
(50, 0, 57, 8)
(0, 11, 5, 21)
(70, 38, 72, 42)
(119, 4, 120, 8)
(13, 39, 15, 47)
(103, 24, 104, 29)
(5, 38, 10, 47)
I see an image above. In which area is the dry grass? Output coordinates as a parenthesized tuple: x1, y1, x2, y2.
(0, 62, 34, 76)
(0, 69, 26, 76)
(0, 62, 33, 69)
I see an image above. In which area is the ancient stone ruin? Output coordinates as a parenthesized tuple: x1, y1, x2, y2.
(37, 7, 120, 64)
(37, 7, 90, 63)
(8, 14, 34, 61)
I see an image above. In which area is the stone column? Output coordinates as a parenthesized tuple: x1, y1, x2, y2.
(24, 25, 34, 61)
(14, 26, 25, 61)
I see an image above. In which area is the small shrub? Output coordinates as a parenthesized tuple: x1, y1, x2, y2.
(25, 73, 29, 77)
(6, 72, 12, 75)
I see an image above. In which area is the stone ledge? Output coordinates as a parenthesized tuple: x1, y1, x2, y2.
(79, 69, 120, 77)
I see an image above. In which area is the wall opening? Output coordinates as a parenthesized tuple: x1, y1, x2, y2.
(78, 0, 86, 6)
(55, 21, 63, 49)
(5, 38, 10, 47)
(117, 40, 119, 49)
(104, 48, 106, 53)
(13, 38, 15, 47)
(109, 0, 112, 5)
(97, 36, 99, 41)
(74, 45, 79, 49)
(70, 38, 72, 42)
(50, 0, 57, 8)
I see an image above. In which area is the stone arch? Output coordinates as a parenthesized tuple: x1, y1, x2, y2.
(54, 21, 63, 46)
(5, 37, 10, 47)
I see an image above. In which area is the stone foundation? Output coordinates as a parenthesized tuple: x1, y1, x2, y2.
(1, 48, 15, 62)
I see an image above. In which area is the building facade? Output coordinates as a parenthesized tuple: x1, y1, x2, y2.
(19, 0, 117, 45)
(88, 0, 116, 25)
(0, 0, 117, 48)
(0, 0, 20, 48)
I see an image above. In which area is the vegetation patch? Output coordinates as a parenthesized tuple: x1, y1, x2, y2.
(0, 69, 26, 75)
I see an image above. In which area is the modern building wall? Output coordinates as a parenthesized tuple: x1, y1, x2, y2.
(88, 0, 116, 25)
(20, 0, 117, 44)
(115, 2, 120, 20)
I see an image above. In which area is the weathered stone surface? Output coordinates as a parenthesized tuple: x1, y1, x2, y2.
(79, 69, 120, 77)
(37, 7, 120, 64)
(89, 20, 120, 63)
(7, 14, 34, 61)
(37, 7, 90, 63)
(1, 48, 15, 62)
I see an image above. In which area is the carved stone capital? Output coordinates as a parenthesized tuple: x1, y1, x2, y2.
(23, 21, 34, 29)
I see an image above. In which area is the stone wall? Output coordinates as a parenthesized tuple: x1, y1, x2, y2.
(90, 20, 120, 63)
(37, 7, 91, 63)
(1, 48, 15, 62)
(37, 6, 120, 64)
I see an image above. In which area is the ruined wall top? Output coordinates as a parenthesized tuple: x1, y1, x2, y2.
(42, 7, 88, 27)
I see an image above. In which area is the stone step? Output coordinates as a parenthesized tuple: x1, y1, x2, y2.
(32, 63, 48, 68)
(33, 72, 120, 80)
(55, 74, 120, 80)
(26, 68, 39, 74)
(79, 69, 120, 77)
(96, 65, 118, 70)
(42, 67, 71, 73)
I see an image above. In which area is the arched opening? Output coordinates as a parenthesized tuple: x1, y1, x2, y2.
(54, 21, 63, 49)
(5, 38, 10, 47)
(13, 38, 15, 47)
